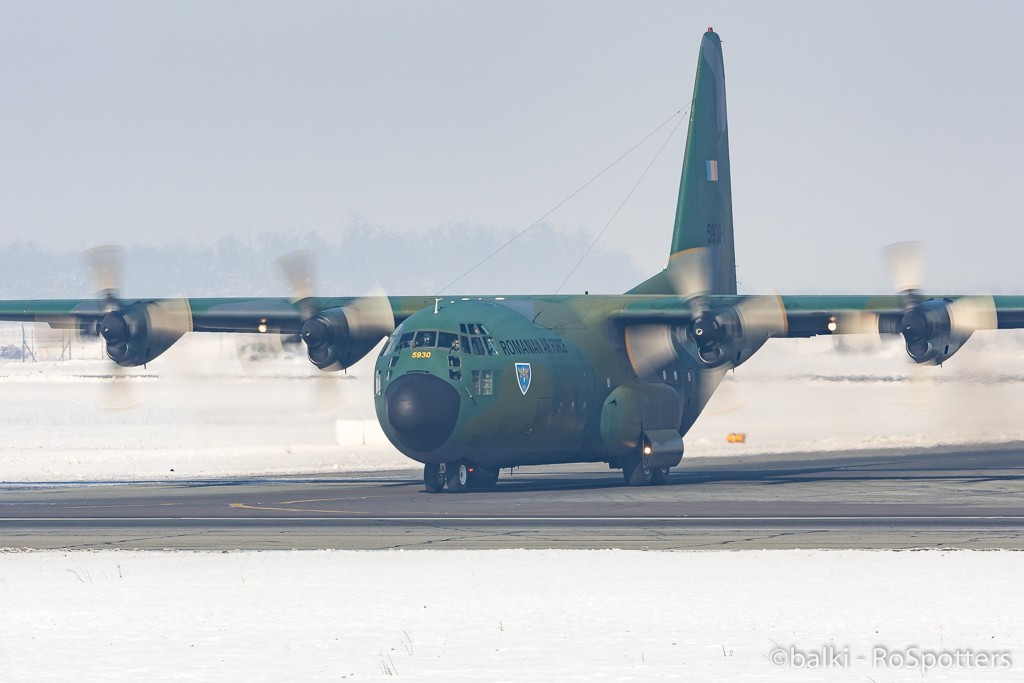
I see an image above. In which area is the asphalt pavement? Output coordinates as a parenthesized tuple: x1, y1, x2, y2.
(3, 443, 1024, 550)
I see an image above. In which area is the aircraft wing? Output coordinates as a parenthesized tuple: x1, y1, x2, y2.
(611, 293, 1024, 371)
(614, 294, 1024, 336)
(0, 296, 438, 333)
(5, 292, 1024, 372)
(0, 296, 440, 369)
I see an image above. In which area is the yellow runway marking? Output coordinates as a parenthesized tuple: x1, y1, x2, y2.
(277, 490, 411, 505)
(229, 502, 353, 515)
(277, 497, 352, 505)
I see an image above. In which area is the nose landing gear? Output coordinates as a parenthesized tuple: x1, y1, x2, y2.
(423, 462, 446, 493)
(423, 461, 499, 493)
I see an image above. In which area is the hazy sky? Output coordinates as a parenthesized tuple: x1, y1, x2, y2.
(2, 1, 1023, 294)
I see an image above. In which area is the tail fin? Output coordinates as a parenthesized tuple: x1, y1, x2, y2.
(629, 29, 736, 296)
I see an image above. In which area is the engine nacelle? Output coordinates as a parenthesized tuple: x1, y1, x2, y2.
(99, 300, 191, 367)
(300, 303, 393, 371)
(672, 307, 766, 370)
(898, 298, 969, 365)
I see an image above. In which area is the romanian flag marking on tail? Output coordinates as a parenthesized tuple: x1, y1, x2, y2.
(706, 160, 719, 182)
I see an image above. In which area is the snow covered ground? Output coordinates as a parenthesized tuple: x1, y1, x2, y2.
(1, 548, 1021, 682)
(2, 326, 1024, 481)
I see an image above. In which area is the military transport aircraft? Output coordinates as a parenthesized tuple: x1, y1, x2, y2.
(3, 29, 1024, 492)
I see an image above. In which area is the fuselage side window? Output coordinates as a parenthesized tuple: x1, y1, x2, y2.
(470, 336, 486, 355)
(484, 337, 498, 356)
(470, 370, 493, 395)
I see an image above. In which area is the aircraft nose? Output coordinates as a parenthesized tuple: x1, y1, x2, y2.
(385, 372, 460, 452)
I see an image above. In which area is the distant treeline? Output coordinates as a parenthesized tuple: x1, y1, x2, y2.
(0, 220, 643, 299)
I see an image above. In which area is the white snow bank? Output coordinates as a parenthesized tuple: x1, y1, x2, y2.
(3, 327, 1024, 481)
(1, 548, 1021, 681)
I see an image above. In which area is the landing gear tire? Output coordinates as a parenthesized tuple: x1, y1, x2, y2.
(424, 463, 446, 493)
(446, 461, 471, 493)
(651, 466, 671, 485)
(622, 455, 654, 486)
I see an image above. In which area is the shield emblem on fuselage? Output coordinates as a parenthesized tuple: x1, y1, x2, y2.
(515, 362, 532, 395)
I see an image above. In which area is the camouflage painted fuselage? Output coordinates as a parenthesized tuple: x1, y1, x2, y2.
(372, 296, 719, 468)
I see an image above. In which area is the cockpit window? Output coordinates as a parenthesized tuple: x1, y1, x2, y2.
(387, 328, 468, 355)
(382, 321, 407, 356)
(452, 323, 497, 354)
(438, 332, 458, 351)
(413, 330, 437, 348)
(447, 330, 500, 356)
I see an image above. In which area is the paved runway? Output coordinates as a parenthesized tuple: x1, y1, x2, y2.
(3, 443, 1024, 550)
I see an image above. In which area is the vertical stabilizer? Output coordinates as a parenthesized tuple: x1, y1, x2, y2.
(630, 29, 737, 296)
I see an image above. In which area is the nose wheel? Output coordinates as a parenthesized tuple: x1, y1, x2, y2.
(423, 461, 499, 493)
(446, 461, 472, 493)
(423, 462, 446, 493)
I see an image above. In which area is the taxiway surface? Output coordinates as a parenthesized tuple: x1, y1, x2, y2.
(3, 444, 1024, 550)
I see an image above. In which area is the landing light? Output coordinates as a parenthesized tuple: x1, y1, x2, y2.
(643, 445, 653, 456)
(257, 321, 269, 333)
(827, 317, 838, 333)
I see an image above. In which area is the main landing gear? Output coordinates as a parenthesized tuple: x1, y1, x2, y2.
(423, 461, 499, 493)
(621, 454, 672, 487)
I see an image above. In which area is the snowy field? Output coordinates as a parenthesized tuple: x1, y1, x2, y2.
(2, 325, 1024, 482)
(1, 548, 1021, 682)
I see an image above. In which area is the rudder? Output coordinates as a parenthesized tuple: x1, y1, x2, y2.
(630, 29, 736, 296)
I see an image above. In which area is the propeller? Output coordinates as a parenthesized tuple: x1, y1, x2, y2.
(822, 241, 927, 344)
(275, 250, 318, 320)
(275, 251, 395, 372)
(883, 241, 926, 298)
(81, 246, 194, 409)
(947, 295, 998, 336)
(81, 245, 136, 410)
(625, 247, 787, 378)
(881, 241, 996, 365)
(84, 245, 123, 310)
